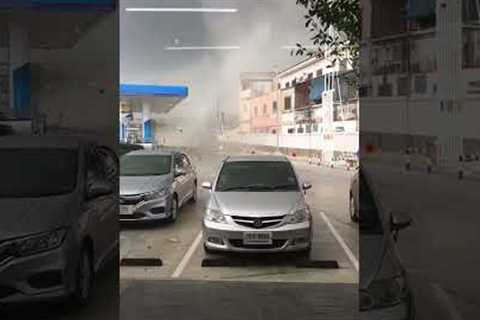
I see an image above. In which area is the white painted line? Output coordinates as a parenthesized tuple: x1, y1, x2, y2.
(432, 284, 464, 320)
(320, 211, 359, 272)
(126, 7, 238, 13)
(171, 231, 203, 278)
(165, 46, 240, 51)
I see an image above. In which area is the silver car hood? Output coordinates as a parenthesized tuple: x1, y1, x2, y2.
(212, 192, 302, 217)
(0, 194, 75, 241)
(120, 175, 171, 196)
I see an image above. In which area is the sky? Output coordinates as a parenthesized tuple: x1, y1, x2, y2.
(120, 0, 313, 143)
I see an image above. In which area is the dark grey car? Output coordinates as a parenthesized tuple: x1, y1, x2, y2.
(119, 150, 197, 222)
(0, 136, 118, 305)
(359, 168, 415, 319)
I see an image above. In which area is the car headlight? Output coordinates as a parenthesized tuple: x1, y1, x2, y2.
(284, 206, 310, 224)
(0, 228, 68, 261)
(360, 276, 408, 311)
(205, 208, 227, 223)
(142, 189, 167, 201)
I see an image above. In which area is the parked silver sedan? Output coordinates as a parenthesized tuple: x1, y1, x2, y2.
(119, 150, 197, 222)
(202, 155, 312, 254)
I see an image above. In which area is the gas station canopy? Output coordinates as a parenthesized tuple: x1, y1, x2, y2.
(120, 84, 189, 113)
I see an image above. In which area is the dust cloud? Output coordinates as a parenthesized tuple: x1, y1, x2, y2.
(120, 0, 311, 149)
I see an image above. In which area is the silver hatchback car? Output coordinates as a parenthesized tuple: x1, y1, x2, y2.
(202, 155, 312, 254)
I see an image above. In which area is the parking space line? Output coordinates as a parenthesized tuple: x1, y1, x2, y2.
(320, 212, 359, 272)
(171, 230, 203, 278)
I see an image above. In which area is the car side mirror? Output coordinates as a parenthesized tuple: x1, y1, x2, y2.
(201, 181, 212, 190)
(302, 183, 312, 191)
(390, 211, 412, 241)
(87, 180, 113, 199)
(175, 168, 187, 177)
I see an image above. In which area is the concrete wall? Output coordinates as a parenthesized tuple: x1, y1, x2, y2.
(221, 132, 358, 154)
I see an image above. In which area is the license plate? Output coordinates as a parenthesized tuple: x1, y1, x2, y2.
(243, 232, 272, 245)
(120, 205, 134, 215)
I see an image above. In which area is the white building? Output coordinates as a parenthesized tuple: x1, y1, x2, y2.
(235, 57, 359, 164)
(360, 0, 480, 166)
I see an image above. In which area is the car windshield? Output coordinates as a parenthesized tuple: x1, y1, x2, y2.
(0, 148, 78, 197)
(359, 171, 384, 235)
(120, 154, 171, 176)
(215, 161, 299, 192)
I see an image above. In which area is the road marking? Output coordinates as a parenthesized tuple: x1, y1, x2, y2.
(319, 211, 359, 272)
(171, 230, 203, 278)
(432, 284, 464, 320)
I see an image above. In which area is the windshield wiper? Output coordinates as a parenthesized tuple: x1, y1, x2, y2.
(270, 184, 298, 190)
(219, 184, 273, 191)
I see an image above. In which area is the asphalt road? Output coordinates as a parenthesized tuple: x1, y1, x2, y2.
(119, 149, 358, 319)
(365, 163, 480, 320)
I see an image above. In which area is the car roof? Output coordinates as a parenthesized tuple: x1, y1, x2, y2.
(225, 155, 289, 162)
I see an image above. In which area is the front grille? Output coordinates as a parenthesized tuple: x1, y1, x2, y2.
(229, 239, 287, 249)
(0, 286, 17, 299)
(120, 194, 143, 205)
(231, 215, 285, 229)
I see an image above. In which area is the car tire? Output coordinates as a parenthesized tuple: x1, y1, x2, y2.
(72, 246, 94, 306)
(296, 246, 311, 259)
(168, 196, 178, 223)
(349, 195, 358, 223)
(190, 183, 197, 203)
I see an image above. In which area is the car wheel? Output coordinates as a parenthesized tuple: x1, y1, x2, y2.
(190, 183, 197, 203)
(168, 196, 178, 222)
(296, 246, 311, 259)
(72, 246, 94, 306)
(349, 195, 358, 222)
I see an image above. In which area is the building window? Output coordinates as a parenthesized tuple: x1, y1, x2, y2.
(287, 128, 294, 134)
(308, 73, 313, 80)
(292, 79, 297, 86)
(316, 69, 322, 77)
(286, 82, 290, 88)
(272, 101, 278, 113)
(306, 125, 312, 133)
(414, 75, 427, 94)
(397, 77, 409, 96)
(313, 123, 319, 132)
(297, 126, 304, 134)
(284, 96, 292, 110)
(359, 86, 370, 97)
(378, 83, 393, 97)
(263, 104, 267, 114)
(278, 83, 281, 89)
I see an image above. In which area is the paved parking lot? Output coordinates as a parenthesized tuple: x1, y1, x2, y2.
(119, 150, 358, 319)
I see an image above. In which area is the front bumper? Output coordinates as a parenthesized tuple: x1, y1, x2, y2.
(203, 217, 312, 253)
(119, 196, 172, 222)
(0, 242, 76, 304)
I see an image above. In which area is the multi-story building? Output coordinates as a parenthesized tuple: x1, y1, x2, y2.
(238, 57, 359, 164)
(361, 0, 480, 166)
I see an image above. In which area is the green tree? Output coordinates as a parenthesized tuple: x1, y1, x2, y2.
(295, 0, 361, 79)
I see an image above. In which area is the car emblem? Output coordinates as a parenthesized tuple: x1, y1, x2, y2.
(253, 219, 263, 228)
